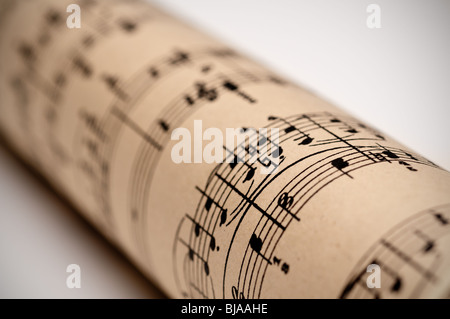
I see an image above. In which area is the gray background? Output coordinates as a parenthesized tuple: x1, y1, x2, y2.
(0, 0, 449, 298)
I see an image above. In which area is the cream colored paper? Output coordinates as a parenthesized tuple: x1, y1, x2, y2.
(0, 0, 449, 299)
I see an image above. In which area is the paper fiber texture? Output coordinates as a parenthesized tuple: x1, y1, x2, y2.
(0, 0, 449, 298)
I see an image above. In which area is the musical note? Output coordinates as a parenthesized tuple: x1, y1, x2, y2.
(169, 50, 190, 65)
(101, 74, 128, 100)
(2, 0, 447, 301)
(72, 56, 93, 78)
(434, 213, 448, 225)
(119, 20, 137, 32)
(148, 67, 159, 78)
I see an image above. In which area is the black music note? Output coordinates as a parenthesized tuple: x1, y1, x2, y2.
(331, 157, 353, 179)
(391, 277, 402, 292)
(72, 56, 92, 78)
(187, 215, 219, 252)
(277, 192, 299, 221)
(331, 157, 349, 170)
(278, 117, 313, 145)
(249, 233, 263, 253)
(229, 155, 239, 170)
(382, 150, 399, 159)
(196, 187, 228, 217)
(423, 241, 434, 253)
(184, 95, 195, 106)
(278, 192, 293, 209)
(398, 160, 418, 171)
(169, 51, 190, 65)
(220, 209, 227, 227)
(258, 134, 283, 158)
(201, 65, 212, 73)
(371, 152, 389, 163)
(222, 81, 238, 91)
(281, 263, 290, 274)
(159, 120, 170, 132)
(101, 74, 128, 100)
(221, 80, 256, 103)
(414, 230, 435, 253)
(284, 126, 296, 134)
(119, 20, 137, 32)
(244, 167, 255, 182)
(272, 146, 283, 158)
(45, 10, 62, 25)
(181, 239, 210, 275)
(196, 82, 218, 101)
(148, 67, 159, 78)
(405, 152, 418, 161)
(225, 148, 256, 181)
(296, 136, 313, 145)
(18, 43, 36, 64)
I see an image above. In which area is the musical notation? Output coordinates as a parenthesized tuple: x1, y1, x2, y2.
(174, 112, 441, 299)
(1, 0, 449, 299)
(340, 203, 450, 299)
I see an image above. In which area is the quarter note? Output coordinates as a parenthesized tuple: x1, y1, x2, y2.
(148, 67, 159, 78)
(220, 209, 227, 226)
(433, 213, 448, 225)
(249, 233, 272, 264)
(382, 150, 399, 159)
(331, 157, 349, 170)
(296, 136, 313, 145)
(249, 233, 263, 253)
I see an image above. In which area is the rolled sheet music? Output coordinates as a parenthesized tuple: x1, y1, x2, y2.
(0, 0, 449, 298)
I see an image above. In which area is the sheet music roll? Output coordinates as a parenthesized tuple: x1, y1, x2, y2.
(0, 0, 449, 298)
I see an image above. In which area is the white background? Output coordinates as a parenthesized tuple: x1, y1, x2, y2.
(1, 0, 449, 298)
